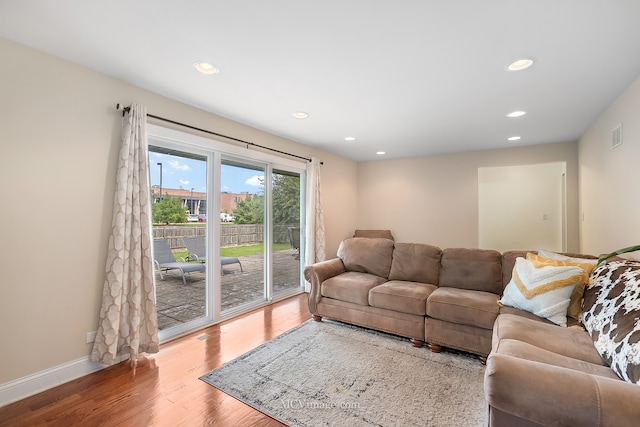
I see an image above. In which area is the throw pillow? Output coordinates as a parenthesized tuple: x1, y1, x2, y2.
(583, 260, 640, 385)
(337, 237, 395, 278)
(500, 257, 584, 327)
(526, 253, 596, 321)
(536, 248, 598, 266)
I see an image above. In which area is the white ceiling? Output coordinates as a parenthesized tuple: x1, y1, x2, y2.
(2, 1, 640, 162)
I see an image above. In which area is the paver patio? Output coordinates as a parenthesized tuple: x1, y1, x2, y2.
(154, 248, 302, 330)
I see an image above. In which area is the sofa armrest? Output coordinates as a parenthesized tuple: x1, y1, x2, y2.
(304, 258, 346, 315)
(485, 353, 640, 427)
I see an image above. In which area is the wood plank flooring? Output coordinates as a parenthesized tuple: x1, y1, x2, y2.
(0, 294, 311, 427)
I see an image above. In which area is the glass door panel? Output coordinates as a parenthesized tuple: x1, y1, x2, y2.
(220, 159, 266, 312)
(272, 169, 302, 296)
(148, 147, 208, 332)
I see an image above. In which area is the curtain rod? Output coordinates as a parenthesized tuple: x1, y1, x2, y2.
(115, 103, 321, 164)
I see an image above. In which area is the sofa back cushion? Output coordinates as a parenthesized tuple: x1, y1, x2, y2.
(583, 260, 640, 384)
(353, 229, 394, 240)
(502, 250, 529, 288)
(439, 248, 502, 294)
(337, 237, 395, 278)
(388, 243, 442, 284)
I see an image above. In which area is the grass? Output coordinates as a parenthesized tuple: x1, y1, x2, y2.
(172, 243, 291, 261)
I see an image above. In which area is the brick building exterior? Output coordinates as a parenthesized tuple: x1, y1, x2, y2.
(151, 186, 251, 216)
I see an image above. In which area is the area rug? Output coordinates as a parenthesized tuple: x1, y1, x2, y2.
(200, 320, 487, 426)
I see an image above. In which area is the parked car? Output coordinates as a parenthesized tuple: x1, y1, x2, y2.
(198, 214, 206, 222)
(220, 213, 234, 222)
(187, 214, 199, 222)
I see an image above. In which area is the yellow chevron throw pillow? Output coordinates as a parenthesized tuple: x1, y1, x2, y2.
(526, 253, 596, 321)
(500, 257, 585, 327)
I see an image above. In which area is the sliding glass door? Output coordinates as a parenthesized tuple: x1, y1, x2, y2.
(272, 169, 302, 297)
(148, 146, 209, 333)
(147, 124, 305, 340)
(220, 159, 266, 313)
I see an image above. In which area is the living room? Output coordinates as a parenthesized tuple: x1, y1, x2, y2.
(1, 1, 640, 425)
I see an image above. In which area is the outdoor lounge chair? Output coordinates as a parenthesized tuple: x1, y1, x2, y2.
(153, 239, 206, 284)
(288, 227, 300, 260)
(183, 236, 243, 274)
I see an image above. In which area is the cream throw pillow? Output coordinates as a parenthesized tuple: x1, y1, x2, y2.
(536, 249, 598, 266)
(526, 253, 596, 321)
(500, 257, 585, 327)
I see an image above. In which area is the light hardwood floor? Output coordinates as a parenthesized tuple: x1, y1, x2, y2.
(0, 294, 311, 427)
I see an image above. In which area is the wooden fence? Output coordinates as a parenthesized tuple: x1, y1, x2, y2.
(153, 224, 297, 250)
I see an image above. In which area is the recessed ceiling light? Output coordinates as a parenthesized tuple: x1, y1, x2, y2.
(345, 137, 356, 141)
(508, 136, 521, 141)
(376, 151, 386, 155)
(507, 58, 534, 72)
(292, 112, 309, 119)
(193, 61, 220, 75)
(506, 111, 526, 118)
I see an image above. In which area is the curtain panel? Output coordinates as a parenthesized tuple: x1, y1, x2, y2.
(91, 103, 159, 365)
(304, 157, 326, 292)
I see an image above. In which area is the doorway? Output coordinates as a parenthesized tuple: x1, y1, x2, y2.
(478, 162, 566, 252)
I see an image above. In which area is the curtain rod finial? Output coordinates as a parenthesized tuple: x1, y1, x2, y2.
(116, 103, 131, 116)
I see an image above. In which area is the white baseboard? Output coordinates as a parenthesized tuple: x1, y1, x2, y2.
(0, 354, 128, 408)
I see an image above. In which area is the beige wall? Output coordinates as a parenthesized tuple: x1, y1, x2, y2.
(356, 141, 581, 251)
(579, 74, 640, 255)
(0, 38, 357, 384)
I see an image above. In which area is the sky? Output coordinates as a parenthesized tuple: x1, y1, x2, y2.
(149, 151, 265, 194)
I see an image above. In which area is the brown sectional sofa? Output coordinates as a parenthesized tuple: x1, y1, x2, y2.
(304, 234, 640, 425)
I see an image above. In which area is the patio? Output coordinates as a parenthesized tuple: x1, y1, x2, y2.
(154, 248, 302, 330)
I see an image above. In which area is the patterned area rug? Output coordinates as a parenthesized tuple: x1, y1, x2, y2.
(200, 320, 487, 426)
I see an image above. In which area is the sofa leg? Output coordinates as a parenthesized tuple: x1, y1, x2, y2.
(410, 338, 424, 348)
(427, 343, 442, 353)
(312, 315, 322, 322)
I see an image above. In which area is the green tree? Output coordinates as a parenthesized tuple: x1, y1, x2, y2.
(233, 195, 264, 224)
(152, 196, 187, 224)
(272, 174, 300, 224)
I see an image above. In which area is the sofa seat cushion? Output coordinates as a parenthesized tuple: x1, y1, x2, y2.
(426, 287, 500, 330)
(494, 338, 620, 380)
(321, 272, 387, 306)
(493, 314, 604, 365)
(368, 280, 437, 316)
(498, 305, 583, 328)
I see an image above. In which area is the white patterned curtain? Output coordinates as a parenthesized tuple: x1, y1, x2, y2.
(91, 103, 159, 366)
(304, 157, 326, 292)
